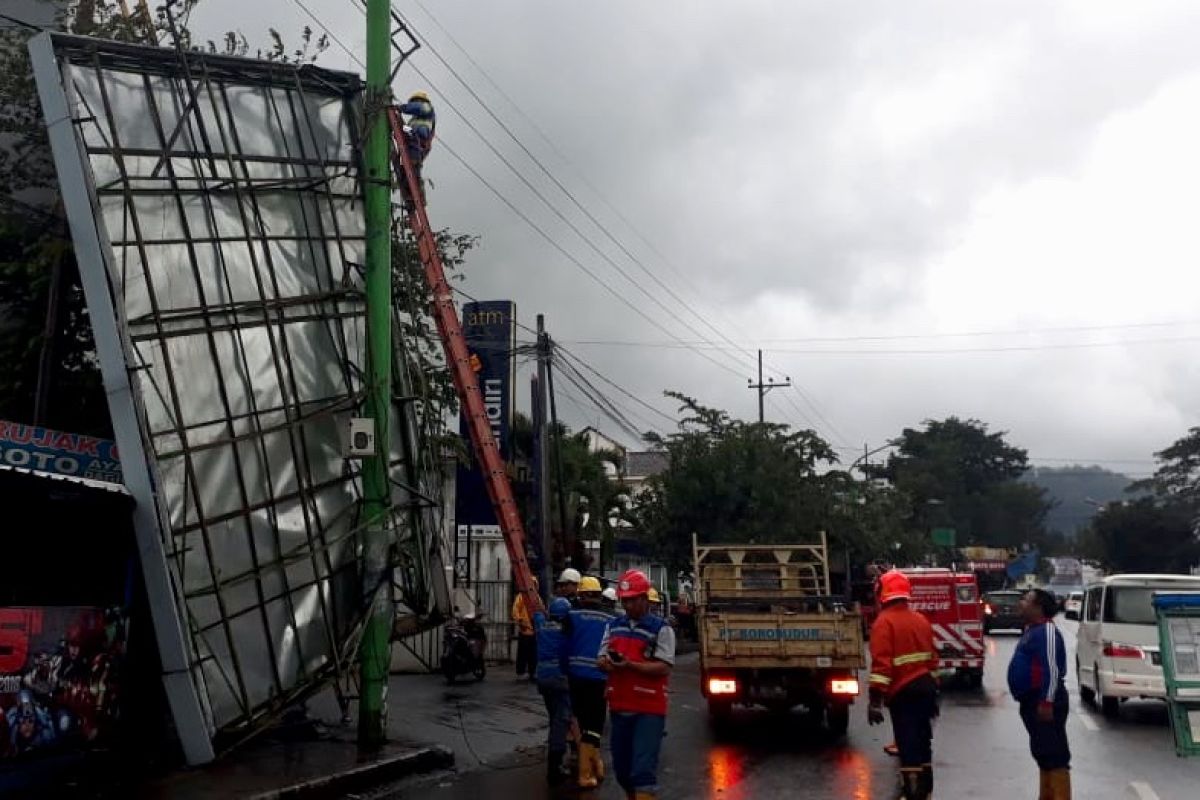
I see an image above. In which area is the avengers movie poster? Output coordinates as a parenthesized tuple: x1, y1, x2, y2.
(0, 607, 124, 760)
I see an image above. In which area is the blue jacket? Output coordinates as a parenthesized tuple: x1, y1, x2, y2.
(1007, 620, 1067, 705)
(565, 606, 614, 682)
(533, 610, 568, 681)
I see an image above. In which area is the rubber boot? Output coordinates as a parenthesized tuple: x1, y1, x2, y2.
(590, 740, 606, 783)
(898, 767, 928, 800)
(634, 792, 656, 800)
(547, 750, 566, 786)
(1037, 770, 1051, 800)
(577, 742, 598, 788)
(1048, 768, 1072, 799)
(920, 763, 933, 798)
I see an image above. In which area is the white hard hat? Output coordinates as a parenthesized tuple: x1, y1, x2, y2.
(602, 587, 617, 601)
(558, 568, 582, 584)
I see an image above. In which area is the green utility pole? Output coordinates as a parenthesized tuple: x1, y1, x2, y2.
(359, 0, 394, 748)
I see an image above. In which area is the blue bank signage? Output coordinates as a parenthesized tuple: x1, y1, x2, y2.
(454, 301, 517, 536)
(0, 420, 123, 484)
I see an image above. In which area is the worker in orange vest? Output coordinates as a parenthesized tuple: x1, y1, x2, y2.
(868, 570, 938, 800)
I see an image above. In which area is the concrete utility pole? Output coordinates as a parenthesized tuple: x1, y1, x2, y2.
(546, 352, 572, 567)
(746, 349, 791, 424)
(358, 0, 394, 749)
(535, 314, 553, 598)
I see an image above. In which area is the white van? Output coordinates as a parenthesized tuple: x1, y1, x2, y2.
(1076, 573, 1200, 718)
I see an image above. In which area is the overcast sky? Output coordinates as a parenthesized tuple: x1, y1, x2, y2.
(188, 0, 1200, 473)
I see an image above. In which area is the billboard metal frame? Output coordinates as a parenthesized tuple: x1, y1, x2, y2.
(31, 32, 446, 763)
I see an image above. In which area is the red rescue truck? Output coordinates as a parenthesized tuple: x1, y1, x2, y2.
(901, 568, 985, 687)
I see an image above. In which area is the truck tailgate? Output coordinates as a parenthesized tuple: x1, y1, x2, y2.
(701, 610, 864, 670)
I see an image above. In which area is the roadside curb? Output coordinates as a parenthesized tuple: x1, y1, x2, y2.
(245, 745, 454, 800)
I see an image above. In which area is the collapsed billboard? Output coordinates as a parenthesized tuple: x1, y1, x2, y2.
(30, 33, 443, 762)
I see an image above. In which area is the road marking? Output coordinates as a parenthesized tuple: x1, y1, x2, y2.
(1078, 712, 1099, 731)
(1130, 781, 1161, 800)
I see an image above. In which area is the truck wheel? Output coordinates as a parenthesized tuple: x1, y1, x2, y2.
(826, 704, 850, 737)
(967, 669, 983, 689)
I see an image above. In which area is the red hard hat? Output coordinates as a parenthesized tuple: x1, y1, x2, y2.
(879, 570, 912, 605)
(616, 569, 651, 599)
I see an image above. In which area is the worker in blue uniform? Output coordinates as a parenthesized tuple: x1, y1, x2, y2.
(534, 596, 573, 785)
(396, 91, 435, 204)
(565, 576, 615, 788)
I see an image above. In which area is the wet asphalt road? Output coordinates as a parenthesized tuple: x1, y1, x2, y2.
(383, 621, 1196, 799)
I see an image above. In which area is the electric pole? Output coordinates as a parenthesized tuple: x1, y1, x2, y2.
(545, 351, 572, 568)
(358, 0, 394, 749)
(535, 314, 553, 597)
(746, 349, 790, 423)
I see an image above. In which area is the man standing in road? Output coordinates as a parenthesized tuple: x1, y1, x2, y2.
(868, 570, 938, 800)
(565, 576, 614, 788)
(1008, 588, 1072, 799)
(598, 569, 675, 800)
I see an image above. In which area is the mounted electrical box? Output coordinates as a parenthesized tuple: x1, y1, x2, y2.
(348, 418, 376, 457)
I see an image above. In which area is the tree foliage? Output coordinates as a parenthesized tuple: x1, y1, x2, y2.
(866, 417, 1053, 550)
(630, 392, 923, 574)
(1080, 428, 1200, 573)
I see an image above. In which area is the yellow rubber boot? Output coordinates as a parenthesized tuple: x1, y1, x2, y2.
(577, 742, 598, 788)
(591, 741, 606, 783)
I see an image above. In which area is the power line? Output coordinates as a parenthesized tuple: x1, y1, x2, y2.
(342, 1, 753, 382)
(558, 334, 1200, 355)
(553, 345, 678, 428)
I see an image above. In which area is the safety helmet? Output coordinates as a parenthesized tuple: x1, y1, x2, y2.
(878, 570, 912, 605)
(647, 587, 661, 604)
(579, 576, 602, 593)
(558, 568, 582, 585)
(549, 597, 572, 618)
(602, 587, 618, 602)
(409, 91, 430, 103)
(616, 569, 651, 599)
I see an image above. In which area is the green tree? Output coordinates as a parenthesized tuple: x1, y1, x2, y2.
(1081, 498, 1199, 574)
(629, 392, 915, 574)
(866, 417, 1053, 551)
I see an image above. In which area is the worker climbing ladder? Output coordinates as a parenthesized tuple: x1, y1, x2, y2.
(387, 107, 543, 616)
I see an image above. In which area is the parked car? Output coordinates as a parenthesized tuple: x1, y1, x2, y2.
(982, 590, 1025, 634)
(1076, 573, 1200, 718)
(1063, 591, 1084, 620)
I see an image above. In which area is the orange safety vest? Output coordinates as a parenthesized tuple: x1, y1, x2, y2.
(869, 602, 937, 701)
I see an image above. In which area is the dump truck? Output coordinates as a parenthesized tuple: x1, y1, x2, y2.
(694, 534, 865, 735)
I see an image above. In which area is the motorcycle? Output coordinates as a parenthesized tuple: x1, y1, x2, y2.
(441, 613, 487, 684)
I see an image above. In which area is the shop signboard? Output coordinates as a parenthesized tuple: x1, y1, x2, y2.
(0, 421, 122, 484)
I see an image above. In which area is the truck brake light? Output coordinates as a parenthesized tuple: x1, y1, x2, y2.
(1102, 642, 1144, 659)
(708, 678, 738, 695)
(830, 678, 860, 696)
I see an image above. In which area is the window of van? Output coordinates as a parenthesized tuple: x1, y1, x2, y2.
(1102, 587, 1166, 625)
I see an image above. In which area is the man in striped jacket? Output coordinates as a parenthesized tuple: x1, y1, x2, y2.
(1007, 589, 1072, 799)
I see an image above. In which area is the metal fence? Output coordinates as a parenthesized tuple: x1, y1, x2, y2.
(471, 580, 514, 663)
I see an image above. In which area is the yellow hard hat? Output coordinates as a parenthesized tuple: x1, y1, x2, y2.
(648, 587, 661, 604)
(409, 91, 430, 102)
(579, 576, 602, 593)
